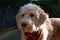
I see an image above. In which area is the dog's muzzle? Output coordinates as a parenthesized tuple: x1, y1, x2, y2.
(21, 18, 33, 28)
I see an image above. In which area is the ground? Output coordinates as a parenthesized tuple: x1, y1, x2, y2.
(0, 29, 21, 40)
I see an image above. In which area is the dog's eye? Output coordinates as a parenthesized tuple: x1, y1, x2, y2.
(30, 14, 35, 17)
(21, 14, 25, 17)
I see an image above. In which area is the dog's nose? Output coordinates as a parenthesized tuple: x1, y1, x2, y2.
(21, 22, 27, 27)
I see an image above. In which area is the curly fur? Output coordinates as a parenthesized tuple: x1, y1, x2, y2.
(16, 3, 60, 40)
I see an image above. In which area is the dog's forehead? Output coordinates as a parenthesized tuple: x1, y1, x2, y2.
(19, 3, 41, 13)
(20, 9, 40, 16)
(19, 3, 37, 12)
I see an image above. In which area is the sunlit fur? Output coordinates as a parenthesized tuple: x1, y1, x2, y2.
(16, 3, 60, 40)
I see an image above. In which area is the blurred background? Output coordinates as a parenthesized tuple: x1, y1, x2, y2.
(0, 0, 60, 40)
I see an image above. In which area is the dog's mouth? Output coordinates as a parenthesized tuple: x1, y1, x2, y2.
(24, 29, 42, 34)
(24, 29, 43, 40)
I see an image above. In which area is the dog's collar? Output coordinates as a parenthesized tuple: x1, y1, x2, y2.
(24, 29, 42, 40)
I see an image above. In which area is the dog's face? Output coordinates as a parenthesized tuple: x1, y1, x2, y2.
(16, 3, 48, 33)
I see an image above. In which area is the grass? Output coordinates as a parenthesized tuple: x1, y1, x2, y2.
(0, 29, 21, 40)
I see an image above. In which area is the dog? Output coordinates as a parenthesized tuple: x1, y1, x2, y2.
(16, 3, 60, 40)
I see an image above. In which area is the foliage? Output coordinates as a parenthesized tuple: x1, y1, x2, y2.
(32, 0, 60, 17)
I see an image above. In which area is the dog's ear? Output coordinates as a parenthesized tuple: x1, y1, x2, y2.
(16, 13, 20, 24)
(16, 13, 21, 30)
(40, 13, 48, 24)
(39, 11, 49, 25)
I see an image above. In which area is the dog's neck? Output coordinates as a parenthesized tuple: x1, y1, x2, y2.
(24, 29, 42, 40)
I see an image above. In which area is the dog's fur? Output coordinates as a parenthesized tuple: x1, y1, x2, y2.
(16, 3, 60, 40)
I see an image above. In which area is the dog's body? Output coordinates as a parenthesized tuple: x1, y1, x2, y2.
(49, 18, 60, 40)
(16, 3, 60, 40)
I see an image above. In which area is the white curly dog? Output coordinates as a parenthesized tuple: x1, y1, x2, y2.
(16, 3, 60, 40)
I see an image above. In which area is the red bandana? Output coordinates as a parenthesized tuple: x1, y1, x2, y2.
(24, 29, 43, 40)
